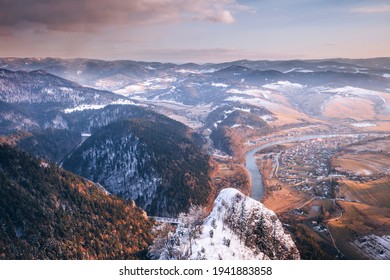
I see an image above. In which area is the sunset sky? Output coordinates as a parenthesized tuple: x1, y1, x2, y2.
(0, 0, 389, 63)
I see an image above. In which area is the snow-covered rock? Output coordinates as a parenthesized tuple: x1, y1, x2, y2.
(157, 188, 300, 260)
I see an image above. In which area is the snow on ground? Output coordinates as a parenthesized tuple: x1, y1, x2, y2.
(357, 169, 373, 176)
(263, 81, 306, 91)
(59, 87, 73, 92)
(63, 104, 106, 113)
(81, 133, 92, 137)
(111, 99, 136, 105)
(353, 235, 390, 260)
(260, 115, 274, 122)
(150, 77, 176, 83)
(296, 69, 313, 73)
(382, 74, 390, 78)
(283, 68, 300, 73)
(213, 107, 253, 128)
(224, 96, 280, 110)
(227, 88, 273, 99)
(212, 149, 232, 160)
(283, 68, 313, 73)
(323, 86, 381, 97)
(114, 85, 145, 95)
(352, 122, 377, 128)
(211, 82, 229, 88)
(115, 77, 176, 96)
(175, 69, 198, 74)
(223, 107, 251, 115)
(175, 68, 218, 74)
(63, 99, 136, 113)
(192, 189, 299, 260)
(161, 188, 300, 260)
(231, 124, 254, 129)
(213, 120, 222, 128)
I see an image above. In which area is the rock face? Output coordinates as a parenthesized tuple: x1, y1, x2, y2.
(62, 119, 213, 216)
(157, 188, 300, 260)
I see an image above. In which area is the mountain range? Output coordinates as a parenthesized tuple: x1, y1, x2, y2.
(1, 57, 389, 260)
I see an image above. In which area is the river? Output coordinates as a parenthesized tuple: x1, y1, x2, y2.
(245, 134, 361, 201)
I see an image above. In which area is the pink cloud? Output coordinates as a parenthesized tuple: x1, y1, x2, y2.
(0, 0, 253, 34)
(351, 5, 390, 14)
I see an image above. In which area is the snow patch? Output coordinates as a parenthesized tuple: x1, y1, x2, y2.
(40, 161, 49, 168)
(227, 88, 274, 100)
(114, 85, 145, 95)
(176, 69, 217, 74)
(81, 133, 92, 137)
(225, 96, 280, 109)
(260, 115, 274, 122)
(323, 86, 380, 97)
(111, 99, 135, 105)
(59, 87, 73, 92)
(352, 122, 377, 128)
(296, 69, 313, 73)
(263, 81, 306, 91)
(283, 68, 313, 74)
(63, 104, 106, 113)
(231, 124, 254, 129)
(211, 82, 229, 88)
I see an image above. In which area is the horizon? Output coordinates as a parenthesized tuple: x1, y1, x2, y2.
(1, 0, 389, 63)
(2, 56, 390, 66)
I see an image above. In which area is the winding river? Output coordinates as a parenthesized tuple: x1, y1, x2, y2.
(245, 134, 354, 201)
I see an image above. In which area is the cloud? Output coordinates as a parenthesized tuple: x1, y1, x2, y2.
(351, 5, 390, 14)
(206, 10, 235, 24)
(0, 0, 252, 34)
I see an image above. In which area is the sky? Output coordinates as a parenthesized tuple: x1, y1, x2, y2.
(0, 0, 389, 63)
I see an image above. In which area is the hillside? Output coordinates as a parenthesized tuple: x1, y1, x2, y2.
(15, 129, 82, 163)
(62, 119, 214, 216)
(0, 68, 135, 135)
(0, 68, 122, 106)
(0, 144, 153, 259)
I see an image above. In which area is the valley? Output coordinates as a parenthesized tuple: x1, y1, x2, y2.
(0, 57, 390, 259)
(248, 132, 390, 259)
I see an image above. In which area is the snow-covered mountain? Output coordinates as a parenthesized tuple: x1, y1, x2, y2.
(0, 68, 136, 134)
(153, 188, 300, 260)
(0, 68, 126, 107)
(62, 118, 213, 216)
(2, 58, 389, 135)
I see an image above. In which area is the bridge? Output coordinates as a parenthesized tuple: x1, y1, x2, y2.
(148, 216, 180, 225)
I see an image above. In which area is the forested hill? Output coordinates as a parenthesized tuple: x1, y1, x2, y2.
(0, 144, 153, 260)
(62, 118, 214, 216)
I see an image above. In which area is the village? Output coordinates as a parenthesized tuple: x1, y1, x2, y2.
(261, 134, 379, 198)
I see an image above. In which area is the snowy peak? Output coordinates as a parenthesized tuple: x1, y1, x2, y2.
(158, 188, 300, 260)
(205, 188, 300, 259)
